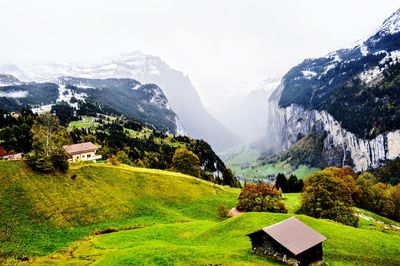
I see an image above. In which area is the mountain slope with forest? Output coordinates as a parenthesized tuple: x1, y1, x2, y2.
(0, 76, 182, 134)
(0, 52, 238, 150)
(266, 8, 400, 171)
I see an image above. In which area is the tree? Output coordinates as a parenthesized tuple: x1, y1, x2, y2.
(354, 172, 397, 221)
(171, 147, 201, 177)
(391, 184, 400, 221)
(274, 173, 303, 193)
(274, 173, 288, 191)
(116, 150, 132, 165)
(300, 167, 359, 227)
(27, 114, 70, 172)
(0, 108, 36, 152)
(236, 182, 287, 213)
(221, 168, 240, 188)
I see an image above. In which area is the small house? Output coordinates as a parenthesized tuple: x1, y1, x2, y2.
(63, 142, 102, 162)
(247, 217, 326, 265)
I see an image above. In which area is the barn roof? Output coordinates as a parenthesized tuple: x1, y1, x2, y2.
(63, 142, 97, 155)
(249, 216, 327, 255)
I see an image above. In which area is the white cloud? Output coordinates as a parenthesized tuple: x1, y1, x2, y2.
(0, 0, 399, 108)
(0, 90, 28, 98)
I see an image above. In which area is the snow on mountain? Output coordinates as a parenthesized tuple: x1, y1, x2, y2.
(0, 74, 22, 87)
(373, 8, 400, 37)
(0, 51, 237, 150)
(266, 7, 400, 171)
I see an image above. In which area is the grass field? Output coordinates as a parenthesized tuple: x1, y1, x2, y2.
(0, 161, 238, 261)
(1, 161, 400, 265)
(220, 145, 319, 182)
(68, 116, 96, 129)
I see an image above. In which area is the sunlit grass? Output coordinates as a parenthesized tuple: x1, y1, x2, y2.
(1, 161, 400, 265)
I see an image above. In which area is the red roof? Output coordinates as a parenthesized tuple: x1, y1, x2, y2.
(249, 217, 327, 255)
(63, 142, 97, 155)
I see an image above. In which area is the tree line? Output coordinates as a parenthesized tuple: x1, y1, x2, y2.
(0, 109, 240, 187)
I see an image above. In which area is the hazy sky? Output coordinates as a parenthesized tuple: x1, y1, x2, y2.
(0, 0, 399, 107)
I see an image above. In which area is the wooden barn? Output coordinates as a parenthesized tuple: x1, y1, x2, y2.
(247, 217, 327, 265)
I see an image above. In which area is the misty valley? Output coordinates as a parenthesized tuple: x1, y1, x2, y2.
(1, 3, 400, 266)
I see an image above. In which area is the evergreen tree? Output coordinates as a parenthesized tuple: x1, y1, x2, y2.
(221, 168, 240, 188)
(274, 173, 288, 191)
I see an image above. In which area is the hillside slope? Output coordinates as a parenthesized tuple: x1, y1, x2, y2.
(0, 161, 238, 259)
(1, 161, 400, 265)
(27, 213, 400, 266)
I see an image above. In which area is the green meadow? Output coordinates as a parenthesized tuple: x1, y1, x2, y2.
(220, 145, 319, 181)
(0, 161, 399, 265)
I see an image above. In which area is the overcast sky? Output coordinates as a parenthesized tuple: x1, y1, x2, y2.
(0, 0, 399, 107)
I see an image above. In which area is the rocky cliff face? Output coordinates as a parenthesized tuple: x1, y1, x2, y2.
(266, 8, 400, 171)
(267, 83, 400, 172)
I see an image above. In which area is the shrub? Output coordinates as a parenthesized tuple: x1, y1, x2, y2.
(217, 204, 229, 219)
(108, 155, 121, 166)
(116, 150, 132, 165)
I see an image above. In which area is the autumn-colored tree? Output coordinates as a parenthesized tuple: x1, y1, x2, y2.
(171, 147, 201, 177)
(236, 182, 287, 213)
(300, 167, 359, 227)
(391, 184, 400, 221)
(355, 172, 396, 220)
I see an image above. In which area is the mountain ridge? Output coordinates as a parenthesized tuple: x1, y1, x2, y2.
(0, 75, 183, 134)
(0, 52, 238, 150)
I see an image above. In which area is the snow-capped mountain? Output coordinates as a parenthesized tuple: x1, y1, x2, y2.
(0, 52, 237, 150)
(0, 75, 182, 134)
(266, 8, 400, 171)
(0, 74, 22, 87)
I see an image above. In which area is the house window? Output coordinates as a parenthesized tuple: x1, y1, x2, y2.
(87, 154, 91, 158)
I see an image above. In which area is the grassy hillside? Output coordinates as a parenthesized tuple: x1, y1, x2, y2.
(1, 161, 400, 265)
(28, 213, 400, 266)
(0, 161, 238, 260)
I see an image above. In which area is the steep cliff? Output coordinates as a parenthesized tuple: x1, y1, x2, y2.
(266, 8, 400, 171)
(267, 87, 400, 171)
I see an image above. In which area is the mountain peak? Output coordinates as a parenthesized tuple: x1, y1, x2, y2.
(374, 8, 400, 37)
(0, 74, 22, 86)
